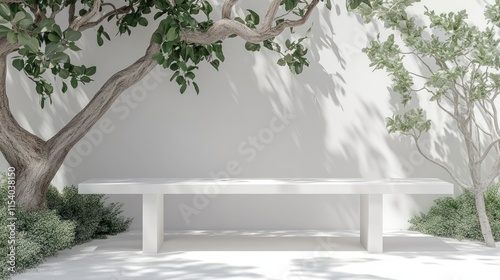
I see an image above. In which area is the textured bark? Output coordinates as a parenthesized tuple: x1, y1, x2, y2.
(474, 189, 496, 247)
(47, 42, 161, 163)
(181, 0, 319, 44)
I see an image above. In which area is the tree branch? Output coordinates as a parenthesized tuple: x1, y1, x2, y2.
(79, 4, 133, 30)
(69, 2, 77, 25)
(69, 0, 102, 30)
(50, 5, 65, 19)
(221, 0, 238, 19)
(260, 0, 282, 31)
(436, 99, 457, 120)
(412, 134, 470, 189)
(0, 49, 45, 168)
(47, 41, 161, 161)
(475, 138, 500, 165)
(481, 157, 500, 188)
(181, 0, 319, 44)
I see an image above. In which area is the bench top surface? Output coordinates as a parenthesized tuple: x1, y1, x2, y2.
(79, 178, 453, 195)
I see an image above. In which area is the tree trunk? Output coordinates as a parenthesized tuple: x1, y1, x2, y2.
(15, 161, 58, 210)
(474, 190, 496, 247)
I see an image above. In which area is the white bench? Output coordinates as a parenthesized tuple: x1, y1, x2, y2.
(78, 178, 453, 253)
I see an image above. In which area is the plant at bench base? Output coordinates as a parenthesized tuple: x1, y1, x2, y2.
(355, 0, 500, 247)
(0, 181, 75, 279)
(0, 0, 370, 211)
(409, 182, 500, 242)
(0, 179, 131, 279)
(47, 185, 132, 244)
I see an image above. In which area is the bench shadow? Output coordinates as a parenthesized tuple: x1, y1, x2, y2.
(91, 231, 456, 253)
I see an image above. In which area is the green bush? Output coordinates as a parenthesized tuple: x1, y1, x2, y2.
(409, 182, 500, 241)
(47, 186, 132, 244)
(0, 203, 74, 279)
(0, 181, 132, 279)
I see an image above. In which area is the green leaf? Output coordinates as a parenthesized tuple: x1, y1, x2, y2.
(245, 42, 261, 52)
(210, 59, 220, 70)
(326, 0, 332, 10)
(64, 29, 82, 41)
(37, 18, 55, 32)
(6, 31, 17, 44)
(51, 52, 70, 64)
(80, 76, 91, 83)
(185, 72, 195, 79)
(246, 9, 260, 25)
(152, 32, 163, 44)
(152, 53, 165, 64)
(62, 82, 68, 93)
(277, 58, 286, 66)
(193, 82, 199, 94)
(170, 71, 180, 82)
(0, 25, 10, 36)
(59, 68, 70, 79)
(0, 4, 11, 19)
(11, 11, 25, 24)
(215, 50, 225, 62)
(45, 42, 63, 57)
(202, 1, 213, 17)
(85, 66, 97, 76)
(97, 36, 104, 46)
(70, 77, 78, 88)
(18, 17, 33, 29)
(48, 33, 61, 43)
(102, 31, 110, 41)
(294, 63, 303, 74)
(68, 43, 81, 52)
(165, 27, 177, 42)
(175, 75, 185, 85)
(180, 83, 187, 94)
(138, 18, 148, 27)
(12, 59, 24, 71)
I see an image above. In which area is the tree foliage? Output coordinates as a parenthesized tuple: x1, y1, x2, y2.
(0, 0, 366, 106)
(357, 0, 500, 190)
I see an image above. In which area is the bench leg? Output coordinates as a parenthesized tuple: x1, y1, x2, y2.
(143, 194, 164, 254)
(360, 194, 383, 253)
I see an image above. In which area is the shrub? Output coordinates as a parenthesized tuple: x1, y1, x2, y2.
(0, 194, 74, 279)
(409, 182, 500, 241)
(47, 186, 132, 244)
(0, 180, 132, 279)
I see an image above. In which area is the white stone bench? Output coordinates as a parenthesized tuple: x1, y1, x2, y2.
(78, 178, 453, 253)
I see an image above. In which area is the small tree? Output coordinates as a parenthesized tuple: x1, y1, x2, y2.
(0, 0, 369, 211)
(357, 0, 500, 247)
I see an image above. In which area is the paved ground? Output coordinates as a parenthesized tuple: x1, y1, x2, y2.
(12, 230, 500, 280)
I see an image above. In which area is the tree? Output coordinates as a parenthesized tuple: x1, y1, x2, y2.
(356, 0, 500, 247)
(0, 0, 369, 211)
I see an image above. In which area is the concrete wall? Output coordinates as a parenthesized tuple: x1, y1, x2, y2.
(1, 0, 491, 230)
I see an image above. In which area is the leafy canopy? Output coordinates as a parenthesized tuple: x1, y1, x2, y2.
(0, 0, 367, 108)
(357, 0, 500, 138)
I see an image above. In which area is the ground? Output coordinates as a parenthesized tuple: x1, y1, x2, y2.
(12, 230, 500, 280)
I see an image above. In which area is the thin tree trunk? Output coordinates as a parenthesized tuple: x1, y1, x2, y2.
(474, 190, 496, 247)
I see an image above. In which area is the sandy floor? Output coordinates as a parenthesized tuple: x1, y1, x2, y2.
(12, 230, 500, 280)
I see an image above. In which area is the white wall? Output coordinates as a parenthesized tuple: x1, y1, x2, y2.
(1, 0, 491, 230)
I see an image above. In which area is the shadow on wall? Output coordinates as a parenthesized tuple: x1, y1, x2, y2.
(2, 1, 478, 230)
